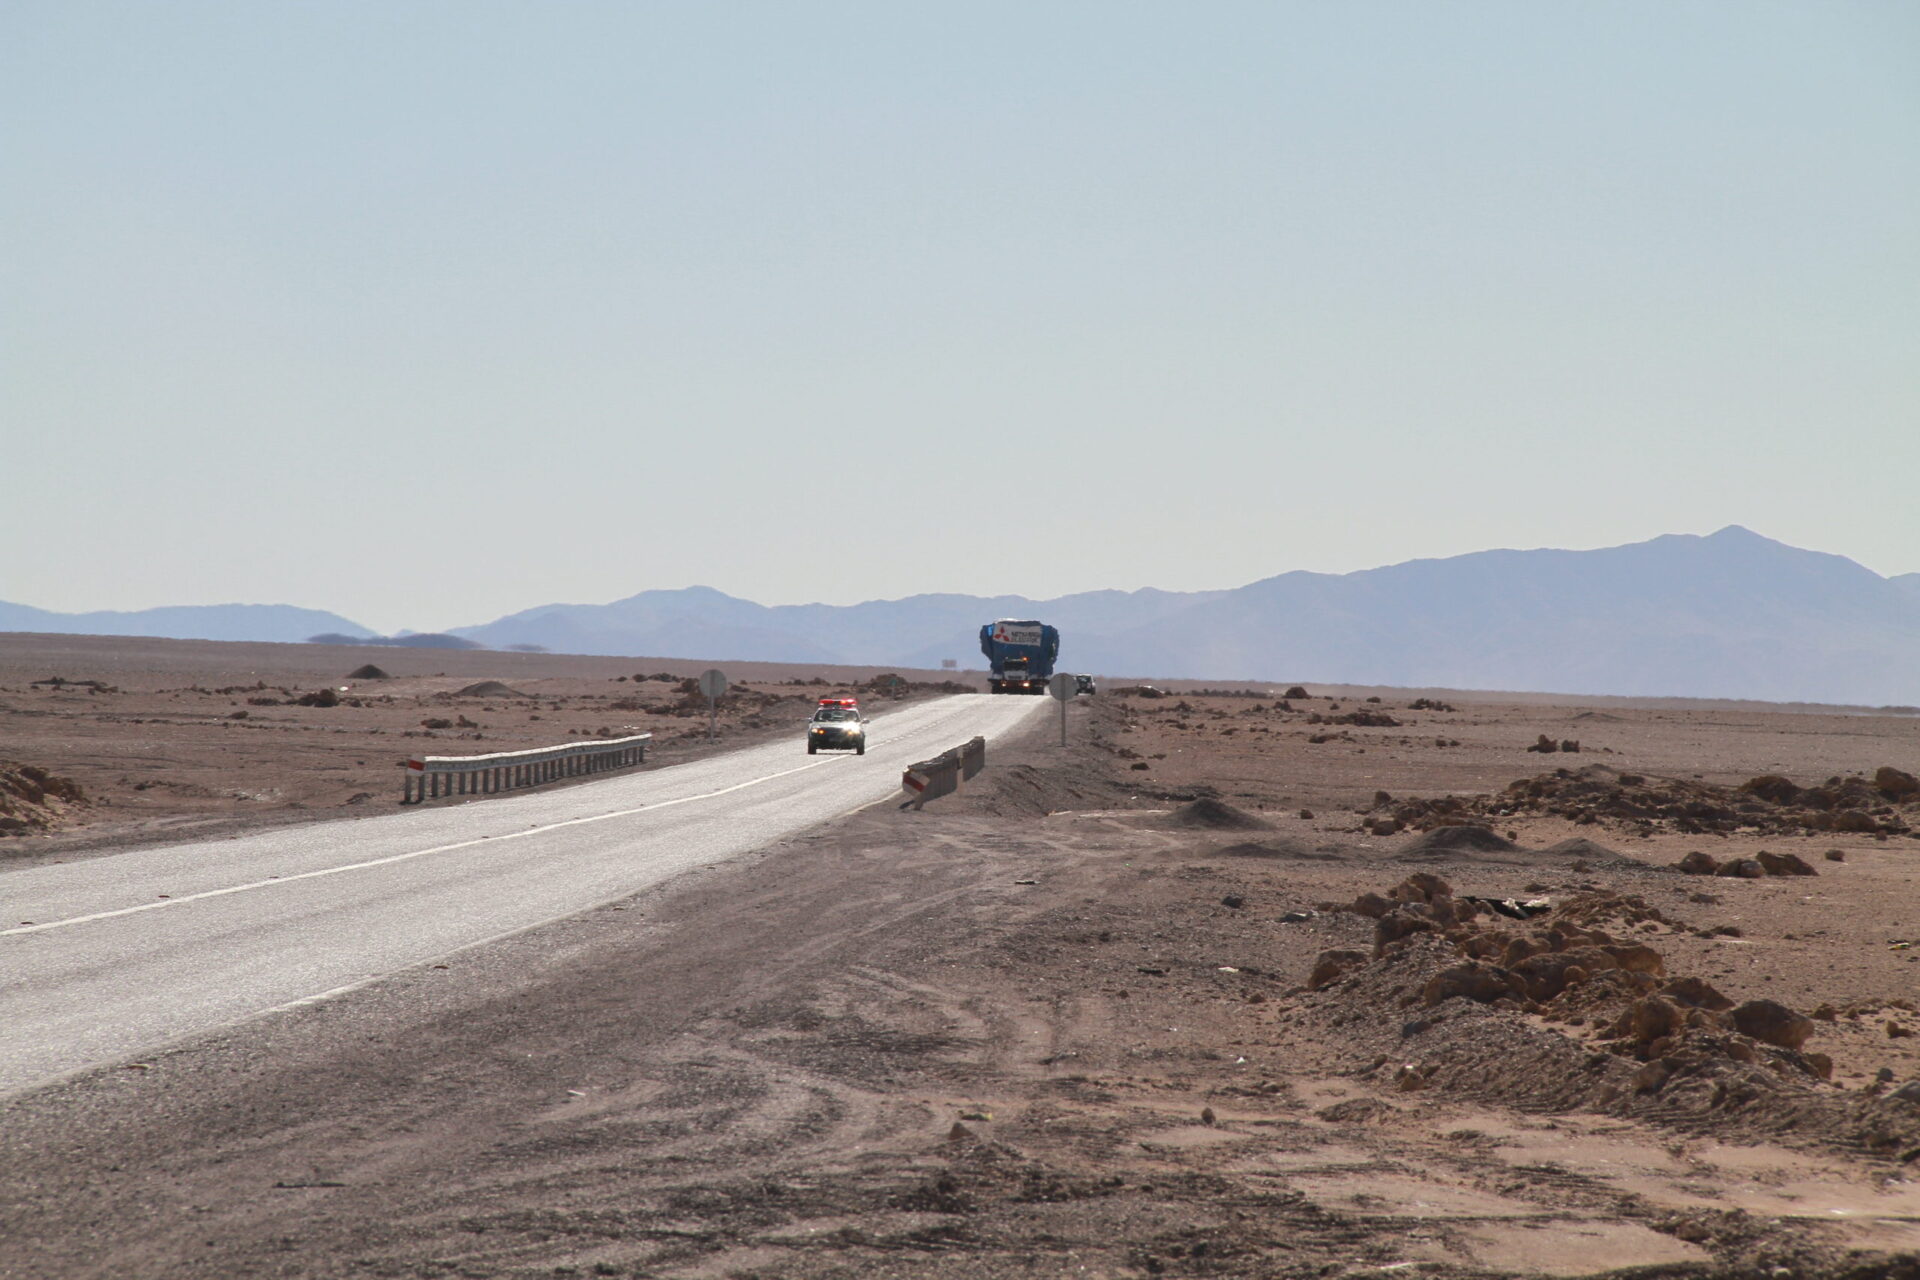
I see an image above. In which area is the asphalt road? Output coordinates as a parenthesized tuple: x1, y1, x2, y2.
(0, 693, 1049, 1097)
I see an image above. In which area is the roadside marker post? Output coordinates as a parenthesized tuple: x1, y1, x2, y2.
(1047, 672, 1076, 745)
(697, 668, 729, 741)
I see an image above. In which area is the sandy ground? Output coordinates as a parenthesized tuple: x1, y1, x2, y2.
(6, 635, 1920, 1278)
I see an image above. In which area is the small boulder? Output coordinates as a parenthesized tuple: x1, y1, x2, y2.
(1629, 996, 1685, 1045)
(1603, 943, 1666, 977)
(1730, 999, 1815, 1051)
(1308, 949, 1370, 990)
(1375, 907, 1437, 950)
(1501, 935, 1550, 968)
(1876, 767, 1920, 802)
(1512, 950, 1611, 1001)
(1676, 850, 1720, 875)
(1716, 857, 1766, 879)
(1632, 1060, 1671, 1094)
(1661, 976, 1734, 1011)
(1389, 872, 1453, 904)
(1742, 774, 1802, 805)
(1421, 962, 1522, 1007)
(1755, 850, 1817, 877)
(1348, 892, 1393, 919)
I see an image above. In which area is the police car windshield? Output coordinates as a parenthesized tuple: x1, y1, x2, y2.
(815, 708, 857, 722)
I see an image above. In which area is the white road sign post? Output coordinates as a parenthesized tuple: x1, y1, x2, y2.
(698, 668, 729, 740)
(1047, 671, 1076, 745)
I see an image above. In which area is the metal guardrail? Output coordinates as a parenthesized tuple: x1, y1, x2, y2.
(901, 735, 985, 810)
(403, 733, 651, 804)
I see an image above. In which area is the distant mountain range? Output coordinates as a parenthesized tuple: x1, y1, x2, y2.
(448, 583, 1227, 670)
(6, 528, 1918, 704)
(0, 601, 374, 646)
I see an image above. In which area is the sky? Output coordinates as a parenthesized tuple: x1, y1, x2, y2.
(5, 2, 1916, 635)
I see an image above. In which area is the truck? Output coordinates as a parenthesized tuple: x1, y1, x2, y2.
(979, 619, 1060, 694)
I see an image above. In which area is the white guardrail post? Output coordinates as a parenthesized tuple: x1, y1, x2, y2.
(403, 733, 651, 804)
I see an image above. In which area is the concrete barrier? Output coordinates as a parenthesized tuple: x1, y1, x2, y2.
(403, 733, 651, 804)
(902, 736, 986, 810)
(960, 736, 986, 780)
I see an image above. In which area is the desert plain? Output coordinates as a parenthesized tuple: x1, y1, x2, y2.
(6, 632, 1920, 1278)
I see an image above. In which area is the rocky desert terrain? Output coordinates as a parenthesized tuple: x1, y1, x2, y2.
(6, 633, 1920, 1278)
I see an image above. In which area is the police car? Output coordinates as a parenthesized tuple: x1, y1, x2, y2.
(807, 705, 867, 755)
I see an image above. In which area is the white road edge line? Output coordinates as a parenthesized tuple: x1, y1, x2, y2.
(2, 757, 842, 938)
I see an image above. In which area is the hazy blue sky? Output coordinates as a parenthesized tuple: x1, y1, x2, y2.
(7, 2, 1916, 634)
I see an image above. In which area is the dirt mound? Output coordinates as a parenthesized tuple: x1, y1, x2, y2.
(1398, 824, 1517, 855)
(1395, 765, 1919, 838)
(0, 762, 88, 837)
(1542, 836, 1623, 861)
(346, 664, 391, 680)
(1165, 797, 1272, 831)
(1217, 838, 1345, 862)
(454, 681, 528, 698)
(1550, 890, 1682, 931)
(968, 763, 1123, 818)
(1305, 874, 1920, 1157)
